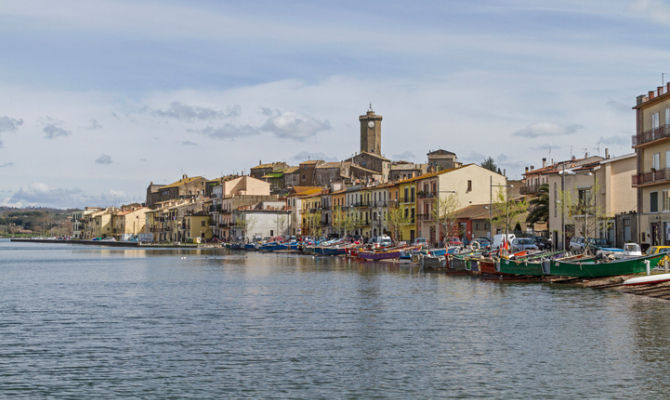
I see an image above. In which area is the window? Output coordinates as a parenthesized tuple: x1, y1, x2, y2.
(666, 107, 669, 126)
(404, 208, 408, 219)
(201, 221, 206, 227)
(653, 152, 661, 170)
(411, 208, 415, 223)
(651, 191, 659, 212)
(666, 151, 670, 170)
(653, 112, 660, 130)
(467, 180, 472, 192)
(404, 188, 408, 202)
(423, 183, 429, 193)
(410, 188, 415, 202)
(578, 188, 592, 208)
(663, 190, 670, 211)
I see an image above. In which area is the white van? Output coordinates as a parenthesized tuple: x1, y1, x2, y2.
(492, 234, 516, 250)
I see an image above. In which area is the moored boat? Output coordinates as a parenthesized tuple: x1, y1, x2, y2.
(623, 273, 670, 286)
(551, 253, 665, 278)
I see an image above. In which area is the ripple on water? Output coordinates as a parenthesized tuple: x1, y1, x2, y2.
(1, 243, 670, 399)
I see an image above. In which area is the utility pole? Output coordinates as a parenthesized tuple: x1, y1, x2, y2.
(489, 175, 493, 240)
(561, 163, 566, 252)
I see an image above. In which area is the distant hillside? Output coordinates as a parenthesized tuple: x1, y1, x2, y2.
(0, 207, 80, 237)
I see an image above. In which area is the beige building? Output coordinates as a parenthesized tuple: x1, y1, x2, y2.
(547, 153, 636, 248)
(210, 176, 274, 240)
(632, 83, 670, 246)
(112, 205, 150, 240)
(415, 164, 507, 245)
(82, 208, 114, 240)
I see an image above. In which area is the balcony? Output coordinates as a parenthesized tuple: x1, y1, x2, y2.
(417, 191, 435, 199)
(632, 168, 669, 187)
(633, 125, 670, 147)
(416, 213, 433, 221)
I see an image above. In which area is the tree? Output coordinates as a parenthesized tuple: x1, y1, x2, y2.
(492, 188, 528, 235)
(387, 206, 411, 242)
(431, 193, 460, 242)
(481, 156, 498, 173)
(526, 183, 549, 226)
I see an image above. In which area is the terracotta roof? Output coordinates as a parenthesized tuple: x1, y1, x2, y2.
(454, 204, 492, 219)
(299, 160, 324, 165)
(284, 166, 299, 174)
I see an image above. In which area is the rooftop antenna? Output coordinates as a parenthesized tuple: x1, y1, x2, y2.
(368, 102, 373, 112)
(664, 72, 667, 86)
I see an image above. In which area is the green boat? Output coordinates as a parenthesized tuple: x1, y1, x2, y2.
(499, 257, 547, 276)
(550, 253, 665, 278)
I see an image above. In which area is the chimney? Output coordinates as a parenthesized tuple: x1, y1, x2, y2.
(605, 147, 609, 159)
(659, 86, 664, 96)
(525, 166, 529, 173)
(530, 165, 534, 170)
(259, 160, 262, 165)
(667, 82, 670, 93)
(542, 157, 547, 168)
(649, 90, 656, 99)
(585, 152, 588, 158)
(572, 155, 576, 161)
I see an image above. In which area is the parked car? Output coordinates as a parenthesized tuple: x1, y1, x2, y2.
(473, 237, 492, 249)
(492, 234, 516, 250)
(447, 237, 463, 247)
(569, 237, 586, 252)
(371, 235, 392, 248)
(586, 238, 609, 250)
(511, 237, 539, 252)
(532, 236, 551, 250)
(412, 237, 428, 246)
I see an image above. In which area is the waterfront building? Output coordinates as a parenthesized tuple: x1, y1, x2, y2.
(547, 153, 636, 248)
(145, 175, 208, 209)
(231, 201, 290, 241)
(300, 193, 323, 237)
(210, 176, 275, 240)
(82, 208, 114, 240)
(413, 164, 507, 244)
(287, 186, 324, 236)
(111, 205, 150, 240)
(632, 83, 670, 246)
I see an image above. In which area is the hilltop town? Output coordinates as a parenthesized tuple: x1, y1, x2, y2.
(67, 82, 670, 251)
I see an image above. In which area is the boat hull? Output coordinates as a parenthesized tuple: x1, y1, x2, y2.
(551, 253, 665, 278)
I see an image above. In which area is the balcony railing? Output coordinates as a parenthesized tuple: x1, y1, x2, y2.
(417, 192, 435, 199)
(633, 125, 670, 147)
(632, 168, 668, 186)
(416, 213, 433, 221)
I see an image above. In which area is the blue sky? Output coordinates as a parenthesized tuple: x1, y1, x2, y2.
(1, 0, 670, 208)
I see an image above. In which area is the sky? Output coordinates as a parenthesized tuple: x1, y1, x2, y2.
(1, 0, 670, 208)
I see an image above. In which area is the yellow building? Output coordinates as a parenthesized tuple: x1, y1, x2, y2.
(395, 178, 417, 242)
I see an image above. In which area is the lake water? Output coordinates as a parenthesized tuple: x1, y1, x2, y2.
(2, 240, 670, 399)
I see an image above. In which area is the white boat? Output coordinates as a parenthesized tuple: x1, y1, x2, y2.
(623, 273, 670, 286)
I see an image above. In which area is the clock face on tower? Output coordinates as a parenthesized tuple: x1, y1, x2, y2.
(368, 121, 375, 128)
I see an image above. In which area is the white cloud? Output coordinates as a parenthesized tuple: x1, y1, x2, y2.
(513, 122, 583, 138)
(261, 111, 330, 140)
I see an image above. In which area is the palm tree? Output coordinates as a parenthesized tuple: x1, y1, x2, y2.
(526, 183, 548, 226)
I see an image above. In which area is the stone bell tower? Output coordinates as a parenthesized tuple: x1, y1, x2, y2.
(359, 104, 382, 155)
